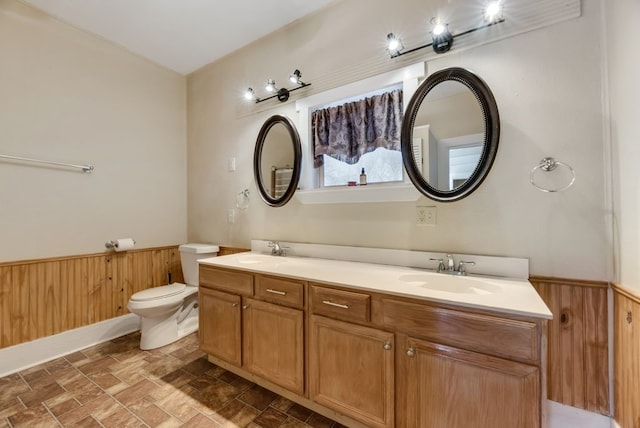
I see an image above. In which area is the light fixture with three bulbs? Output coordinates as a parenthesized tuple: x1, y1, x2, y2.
(386, 1, 504, 58)
(244, 69, 311, 103)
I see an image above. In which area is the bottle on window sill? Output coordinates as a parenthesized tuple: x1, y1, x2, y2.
(359, 168, 367, 185)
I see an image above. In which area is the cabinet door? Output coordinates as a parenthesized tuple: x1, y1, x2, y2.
(242, 298, 305, 395)
(199, 287, 242, 366)
(404, 337, 540, 428)
(309, 315, 394, 428)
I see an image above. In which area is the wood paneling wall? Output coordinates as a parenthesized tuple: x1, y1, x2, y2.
(530, 276, 609, 415)
(0, 246, 184, 350)
(613, 284, 640, 428)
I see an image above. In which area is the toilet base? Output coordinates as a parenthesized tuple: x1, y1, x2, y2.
(138, 298, 199, 350)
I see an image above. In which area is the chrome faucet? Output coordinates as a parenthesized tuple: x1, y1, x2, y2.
(429, 254, 476, 275)
(268, 241, 288, 256)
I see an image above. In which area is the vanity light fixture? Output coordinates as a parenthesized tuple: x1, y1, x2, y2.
(386, 2, 505, 58)
(244, 69, 311, 104)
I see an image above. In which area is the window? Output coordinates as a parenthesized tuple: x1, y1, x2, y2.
(311, 86, 403, 187)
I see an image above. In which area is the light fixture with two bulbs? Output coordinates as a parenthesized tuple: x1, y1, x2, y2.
(386, 1, 504, 58)
(244, 69, 311, 103)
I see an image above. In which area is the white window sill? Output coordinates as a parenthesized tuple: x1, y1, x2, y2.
(295, 183, 420, 204)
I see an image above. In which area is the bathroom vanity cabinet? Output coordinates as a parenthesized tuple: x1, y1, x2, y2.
(198, 261, 548, 428)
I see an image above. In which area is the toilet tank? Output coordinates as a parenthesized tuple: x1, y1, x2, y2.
(179, 243, 219, 286)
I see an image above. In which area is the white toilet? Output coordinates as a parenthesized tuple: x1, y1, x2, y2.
(127, 243, 219, 350)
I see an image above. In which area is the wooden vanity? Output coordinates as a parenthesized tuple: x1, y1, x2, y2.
(198, 255, 550, 428)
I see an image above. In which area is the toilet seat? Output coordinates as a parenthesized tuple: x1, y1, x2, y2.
(130, 283, 187, 302)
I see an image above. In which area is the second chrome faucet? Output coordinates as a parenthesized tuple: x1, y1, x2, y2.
(429, 254, 476, 275)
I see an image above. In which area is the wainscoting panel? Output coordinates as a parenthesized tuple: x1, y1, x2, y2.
(530, 277, 609, 415)
(0, 246, 182, 350)
(613, 284, 640, 428)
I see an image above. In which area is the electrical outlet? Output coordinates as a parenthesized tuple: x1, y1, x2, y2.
(227, 157, 236, 172)
(416, 206, 436, 225)
(227, 208, 236, 224)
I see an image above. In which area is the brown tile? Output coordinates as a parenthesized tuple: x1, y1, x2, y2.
(155, 385, 201, 422)
(269, 396, 294, 413)
(188, 373, 218, 391)
(253, 406, 287, 428)
(280, 417, 312, 428)
(68, 415, 102, 427)
(237, 385, 278, 411)
(219, 405, 260, 428)
(7, 404, 58, 427)
(209, 399, 246, 424)
(287, 403, 313, 422)
(56, 395, 118, 426)
(181, 357, 215, 376)
(18, 381, 65, 408)
(193, 380, 241, 414)
(89, 372, 121, 390)
(77, 355, 118, 376)
(100, 406, 145, 428)
(230, 376, 256, 392)
(129, 401, 172, 427)
(306, 412, 335, 428)
(182, 413, 221, 427)
(48, 397, 81, 417)
(0, 399, 26, 419)
(217, 370, 241, 384)
(42, 357, 72, 374)
(113, 379, 160, 407)
(65, 351, 88, 364)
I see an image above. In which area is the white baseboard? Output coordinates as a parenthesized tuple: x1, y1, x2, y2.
(0, 314, 140, 377)
(548, 401, 612, 428)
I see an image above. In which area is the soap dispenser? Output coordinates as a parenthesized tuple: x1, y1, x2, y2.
(359, 167, 367, 185)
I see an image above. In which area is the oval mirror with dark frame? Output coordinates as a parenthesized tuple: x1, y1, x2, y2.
(253, 114, 302, 207)
(401, 67, 500, 202)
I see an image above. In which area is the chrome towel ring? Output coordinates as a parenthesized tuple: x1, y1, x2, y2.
(530, 157, 575, 192)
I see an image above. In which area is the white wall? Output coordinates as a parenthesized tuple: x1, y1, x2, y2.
(0, 0, 188, 262)
(187, 0, 609, 280)
(605, 0, 640, 291)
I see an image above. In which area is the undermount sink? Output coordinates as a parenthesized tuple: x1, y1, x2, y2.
(398, 273, 503, 295)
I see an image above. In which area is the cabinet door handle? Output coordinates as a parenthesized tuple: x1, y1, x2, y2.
(322, 300, 350, 309)
(266, 289, 287, 296)
(231, 303, 238, 307)
(384, 342, 392, 350)
(242, 304, 250, 310)
(406, 347, 415, 357)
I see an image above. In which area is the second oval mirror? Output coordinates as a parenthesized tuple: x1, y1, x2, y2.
(253, 115, 302, 207)
(401, 67, 500, 202)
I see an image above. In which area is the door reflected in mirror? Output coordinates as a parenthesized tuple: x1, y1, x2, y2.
(411, 80, 484, 191)
(401, 68, 500, 202)
(261, 122, 295, 198)
(253, 115, 302, 207)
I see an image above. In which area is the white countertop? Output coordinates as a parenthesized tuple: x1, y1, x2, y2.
(199, 252, 552, 320)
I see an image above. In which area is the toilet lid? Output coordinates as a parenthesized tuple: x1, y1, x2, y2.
(130, 283, 186, 302)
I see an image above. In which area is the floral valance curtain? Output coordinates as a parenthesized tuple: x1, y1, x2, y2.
(312, 89, 403, 168)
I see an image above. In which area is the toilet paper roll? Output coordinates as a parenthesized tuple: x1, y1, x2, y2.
(114, 238, 135, 252)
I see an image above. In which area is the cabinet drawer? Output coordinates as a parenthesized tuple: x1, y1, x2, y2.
(310, 284, 370, 323)
(199, 265, 253, 296)
(255, 275, 305, 308)
(382, 299, 539, 363)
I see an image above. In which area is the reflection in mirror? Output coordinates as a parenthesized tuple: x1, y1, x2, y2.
(402, 67, 500, 202)
(253, 115, 302, 207)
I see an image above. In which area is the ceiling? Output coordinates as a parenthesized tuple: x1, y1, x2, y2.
(21, 0, 334, 75)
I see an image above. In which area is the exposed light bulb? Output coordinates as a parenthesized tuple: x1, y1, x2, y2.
(265, 79, 276, 92)
(432, 23, 446, 36)
(244, 88, 255, 101)
(485, 1, 502, 22)
(386, 33, 403, 53)
(289, 70, 302, 85)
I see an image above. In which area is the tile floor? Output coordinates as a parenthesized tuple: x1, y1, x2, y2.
(0, 332, 344, 428)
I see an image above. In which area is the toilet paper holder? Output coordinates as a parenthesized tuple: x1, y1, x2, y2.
(105, 238, 136, 250)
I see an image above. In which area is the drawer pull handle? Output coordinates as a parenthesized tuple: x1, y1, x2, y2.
(242, 305, 250, 310)
(322, 300, 350, 309)
(231, 303, 238, 307)
(406, 347, 415, 357)
(384, 342, 392, 350)
(266, 289, 287, 296)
